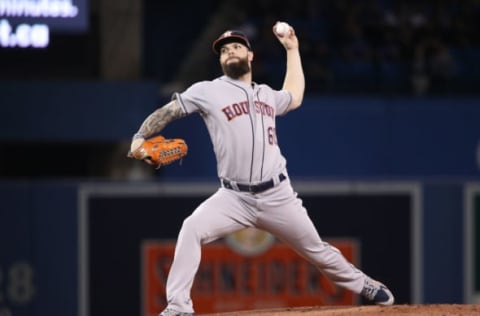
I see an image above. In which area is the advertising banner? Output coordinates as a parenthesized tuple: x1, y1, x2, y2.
(142, 235, 358, 315)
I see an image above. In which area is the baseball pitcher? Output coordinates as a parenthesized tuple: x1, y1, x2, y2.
(129, 22, 394, 316)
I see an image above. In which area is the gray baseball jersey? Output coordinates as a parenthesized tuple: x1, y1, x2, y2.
(173, 75, 292, 183)
(164, 75, 370, 313)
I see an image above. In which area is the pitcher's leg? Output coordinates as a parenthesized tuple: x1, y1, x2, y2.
(165, 215, 205, 313)
(165, 189, 254, 313)
(261, 209, 365, 293)
(257, 183, 365, 293)
(257, 182, 394, 304)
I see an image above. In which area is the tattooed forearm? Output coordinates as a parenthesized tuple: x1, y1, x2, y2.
(137, 100, 187, 137)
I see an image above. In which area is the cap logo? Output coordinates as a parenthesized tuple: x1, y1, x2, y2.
(212, 30, 251, 54)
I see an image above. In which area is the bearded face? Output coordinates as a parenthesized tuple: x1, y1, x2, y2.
(221, 55, 251, 79)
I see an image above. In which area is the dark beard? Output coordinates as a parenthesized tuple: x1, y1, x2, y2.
(222, 58, 250, 79)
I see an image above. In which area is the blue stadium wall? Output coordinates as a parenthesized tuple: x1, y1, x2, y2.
(0, 82, 479, 316)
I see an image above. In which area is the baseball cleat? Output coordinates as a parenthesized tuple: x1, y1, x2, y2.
(159, 308, 194, 316)
(361, 277, 395, 305)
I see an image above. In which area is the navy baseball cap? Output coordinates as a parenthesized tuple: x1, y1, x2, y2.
(212, 30, 252, 54)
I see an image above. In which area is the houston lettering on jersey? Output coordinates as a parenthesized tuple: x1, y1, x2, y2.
(222, 101, 275, 121)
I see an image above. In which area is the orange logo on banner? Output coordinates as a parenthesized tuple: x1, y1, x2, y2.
(142, 237, 359, 316)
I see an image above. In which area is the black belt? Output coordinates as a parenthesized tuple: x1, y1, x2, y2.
(221, 173, 286, 194)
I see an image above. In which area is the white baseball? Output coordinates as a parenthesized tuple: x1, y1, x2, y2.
(275, 22, 290, 36)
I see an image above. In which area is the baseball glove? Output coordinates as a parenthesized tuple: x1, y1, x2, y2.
(129, 135, 188, 168)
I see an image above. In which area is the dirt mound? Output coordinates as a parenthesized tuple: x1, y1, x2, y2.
(204, 304, 480, 315)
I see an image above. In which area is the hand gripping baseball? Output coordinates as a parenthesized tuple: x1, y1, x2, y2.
(272, 21, 298, 50)
(128, 135, 188, 168)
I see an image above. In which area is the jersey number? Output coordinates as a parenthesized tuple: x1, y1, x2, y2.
(268, 126, 278, 145)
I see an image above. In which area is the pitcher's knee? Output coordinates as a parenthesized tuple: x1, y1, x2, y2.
(179, 215, 206, 241)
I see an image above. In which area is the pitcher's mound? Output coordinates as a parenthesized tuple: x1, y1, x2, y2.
(204, 304, 480, 315)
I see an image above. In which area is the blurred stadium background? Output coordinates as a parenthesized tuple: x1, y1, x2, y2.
(0, 1, 479, 316)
